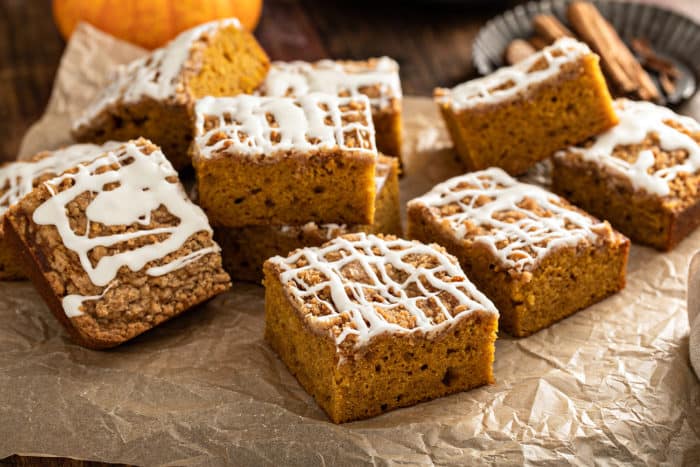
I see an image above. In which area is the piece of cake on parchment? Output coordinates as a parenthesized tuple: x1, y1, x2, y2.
(3, 138, 231, 348)
(553, 99, 700, 251)
(408, 167, 629, 337)
(72, 19, 270, 169)
(263, 233, 498, 423)
(435, 38, 618, 175)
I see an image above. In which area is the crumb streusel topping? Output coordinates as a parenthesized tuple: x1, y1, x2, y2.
(260, 57, 401, 111)
(194, 93, 377, 158)
(268, 233, 497, 349)
(435, 38, 591, 110)
(408, 168, 616, 272)
(556, 99, 700, 199)
(33, 139, 220, 317)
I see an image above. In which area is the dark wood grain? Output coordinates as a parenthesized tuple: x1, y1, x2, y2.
(0, 0, 63, 163)
(299, 1, 511, 95)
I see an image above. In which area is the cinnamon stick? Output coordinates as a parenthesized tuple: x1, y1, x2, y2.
(533, 14, 574, 43)
(568, 1, 660, 101)
(505, 39, 537, 65)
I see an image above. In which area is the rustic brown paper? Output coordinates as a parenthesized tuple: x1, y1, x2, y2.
(3, 22, 700, 465)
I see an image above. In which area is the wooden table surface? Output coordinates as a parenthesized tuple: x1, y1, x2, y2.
(0, 0, 697, 465)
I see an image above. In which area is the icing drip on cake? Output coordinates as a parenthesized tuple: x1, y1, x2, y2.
(194, 93, 377, 158)
(0, 142, 119, 216)
(408, 168, 609, 272)
(269, 233, 498, 350)
(260, 57, 402, 110)
(73, 18, 241, 130)
(556, 99, 700, 197)
(436, 38, 591, 110)
(32, 140, 219, 317)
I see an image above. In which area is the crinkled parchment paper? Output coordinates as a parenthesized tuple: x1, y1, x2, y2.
(3, 23, 700, 466)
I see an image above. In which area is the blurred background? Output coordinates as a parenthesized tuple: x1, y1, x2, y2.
(0, 0, 698, 163)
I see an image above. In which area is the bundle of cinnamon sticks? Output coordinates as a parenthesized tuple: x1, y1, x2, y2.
(504, 1, 680, 102)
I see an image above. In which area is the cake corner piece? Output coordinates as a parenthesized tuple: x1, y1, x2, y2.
(0, 142, 125, 281)
(191, 93, 378, 228)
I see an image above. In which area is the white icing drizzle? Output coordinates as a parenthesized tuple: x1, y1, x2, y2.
(63, 285, 112, 318)
(260, 57, 402, 110)
(408, 168, 609, 272)
(268, 233, 498, 350)
(193, 93, 377, 158)
(31, 140, 219, 317)
(0, 142, 119, 217)
(73, 18, 241, 130)
(436, 38, 591, 110)
(555, 99, 700, 197)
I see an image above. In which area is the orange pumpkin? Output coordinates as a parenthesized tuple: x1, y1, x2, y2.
(52, 0, 263, 49)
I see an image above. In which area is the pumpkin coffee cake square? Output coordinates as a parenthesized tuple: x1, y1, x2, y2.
(72, 19, 270, 169)
(434, 38, 618, 175)
(191, 93, 378, 227)
(259, 57, 403, 162)
(553, 99, 700, 251)
(263, 233, 498, 423)
(3, 138, 231, 348)
(407, 168, 629, 337)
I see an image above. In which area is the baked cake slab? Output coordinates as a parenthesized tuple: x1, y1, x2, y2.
(191, 93, 378, 227)
(216, 154, 401, 282)
(3, 138, 231, 348)
(553, 99, 700, 251)
(407, 168, 629, 337)
(434, 37, 618, 175)
(0, 142, 120, 280)
(72, 18, 270, 169)
(259, 57, 403, 162)
(263, 233, 498, 423)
